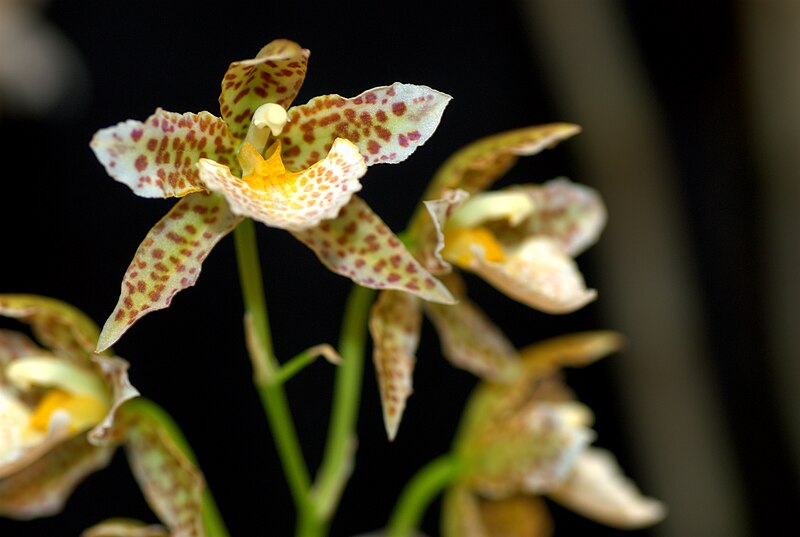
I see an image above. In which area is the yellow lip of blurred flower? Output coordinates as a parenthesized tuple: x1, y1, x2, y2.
(0, 295, 139, 519)
(369, 125, 607, 440)
(442, 332, 666, 537)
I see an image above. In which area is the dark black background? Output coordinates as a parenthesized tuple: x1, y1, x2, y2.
(1, 1, 797, 536)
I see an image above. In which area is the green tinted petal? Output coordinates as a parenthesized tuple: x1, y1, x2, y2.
(369, 290, 422, 440)
(97, 194, 241, 352)
(462, 402, 593, 498)
(218, 39, 309, 140)
(281, 83, 451, 170)
(0, 435, 114, 519)
(291, 196, 455, 304)
(425, 297, 519, 382)
(0, 295, 99, 360)
(426, 124, 581, 198)
(120, 403, 205, 537)
(91, 109, 237, 198)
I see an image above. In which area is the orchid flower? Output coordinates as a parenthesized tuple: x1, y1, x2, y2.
(370, 125, 606, 439)
(0, 295, 208, 536)
(441, 332, 666, 537)
(91, 38, 454, 352)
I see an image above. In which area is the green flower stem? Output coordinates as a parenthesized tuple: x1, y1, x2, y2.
(233, 219, 314, 532)
(385, 454, 464, 537)
(312, 285, 375, 528)
(127, 398, 230, 537)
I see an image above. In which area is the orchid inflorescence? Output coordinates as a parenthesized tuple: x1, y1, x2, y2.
(0, 39, 665, 537)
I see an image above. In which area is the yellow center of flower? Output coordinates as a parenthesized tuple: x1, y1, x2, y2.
(442, 227, 507, 267)
(238, 141, 301, 196)
(6, 356, 110, 435)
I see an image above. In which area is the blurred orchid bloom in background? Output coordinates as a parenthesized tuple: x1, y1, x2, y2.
(91, 38, 454, 353)
(0, 296, 208, 536)
(441, 332, 666, 537)
(0, 0, 88, 117)
(370, 125, 606, 439)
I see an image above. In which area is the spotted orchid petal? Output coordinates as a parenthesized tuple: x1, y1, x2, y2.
(292, 196, 455, 304)
(453, 236, 597, 314)
(281, 83, 451, 170)
(120, 403, 206, 537)
(412, 189, 469, 275)
(369, 290, 422, 441)
(0, 434, 114, 519)
(495, 179, 606, 257)
(425, 294, 520, 382)
(0, 295, 99, 361)
(97, 194, 241, 352)
(549, 448, 666, 529)
(91, 109, 237, 199)
(462, 402, 594, 498)
(426, 124, 581, 198)
(197, 138, 367, 231)
(83, 519, 170, 537)
(219, 39, 309, 141)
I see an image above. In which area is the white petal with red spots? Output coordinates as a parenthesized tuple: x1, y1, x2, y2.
(281, 83, 451, 170)
(97, 194, 241, 352)
(91, 109, 237, 199)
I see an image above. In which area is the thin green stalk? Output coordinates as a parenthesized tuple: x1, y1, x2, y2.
(312, 285, 375, 526)
(385, 454, 463, 537)
(126, 398, 230, 537)
(233, 219, 314, 531)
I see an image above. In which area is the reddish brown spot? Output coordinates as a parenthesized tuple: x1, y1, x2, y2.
(135, 155, 148, 172)
(131, 129, 144, 142)
(152, 248, 164, 259)
(391, 102, 407, 116)
(387, 273, 401, 283)
(375, 126, 391, 142)
(367, 140, 381, 155)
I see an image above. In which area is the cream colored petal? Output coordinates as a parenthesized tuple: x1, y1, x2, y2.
(468, 237, 596, 313)
(548, 447, 666, 529)
(0, 399, 70, 479)
(0, 434, 114, 519)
